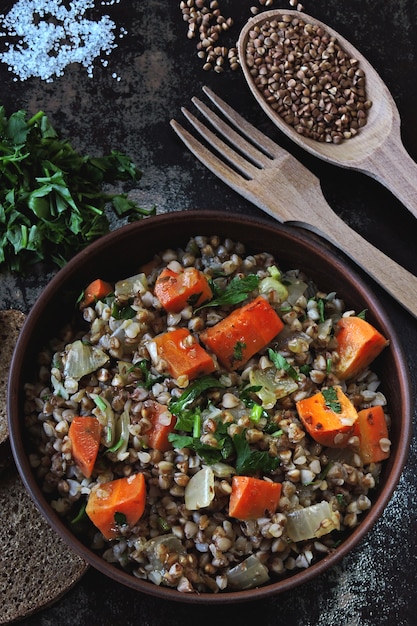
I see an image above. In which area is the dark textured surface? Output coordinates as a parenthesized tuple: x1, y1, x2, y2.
(1, 1, 417, 624)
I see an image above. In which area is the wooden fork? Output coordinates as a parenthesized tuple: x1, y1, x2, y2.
(170, 87, 417, 321)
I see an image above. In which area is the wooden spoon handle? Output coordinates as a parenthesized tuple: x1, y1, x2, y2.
(291, 212, 417, 320)
(362, 132, 417, 219)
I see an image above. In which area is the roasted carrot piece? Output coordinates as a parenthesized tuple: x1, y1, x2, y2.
(79, 278, 113, 310)
(334, 316, 389, 380)
(229, 476, 282, 520)
(154, 267, 212, 312)
(199, 296, 283, 370)
(68, 416, 102, 478)
(86, 473, 146, 540)
(296, 385, 358, 448)
(354, 405, 390, 464)
(142, 399, 175, 452)
(150, 328, 215, 380)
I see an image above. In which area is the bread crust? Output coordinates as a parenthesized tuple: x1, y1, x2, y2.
(0, 309, 26, 445)
(1, 309, 88, 621)
(0, 468, 88, 623)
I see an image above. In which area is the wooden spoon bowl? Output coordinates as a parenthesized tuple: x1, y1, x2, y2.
(238, 10, 417, 217)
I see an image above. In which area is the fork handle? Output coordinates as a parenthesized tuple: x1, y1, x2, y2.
(288, 209, 417, 319)
(254, 178, 417, 318)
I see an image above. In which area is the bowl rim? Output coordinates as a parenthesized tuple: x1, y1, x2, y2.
(8, 210, 413, 604)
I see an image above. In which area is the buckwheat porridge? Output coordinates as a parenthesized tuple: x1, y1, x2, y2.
(24, 234, 391, 593)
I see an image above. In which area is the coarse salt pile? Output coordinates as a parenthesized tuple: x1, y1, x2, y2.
(0, 0, 124, 82)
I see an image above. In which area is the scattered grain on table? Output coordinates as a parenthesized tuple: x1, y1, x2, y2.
(179, 0, 305, 72)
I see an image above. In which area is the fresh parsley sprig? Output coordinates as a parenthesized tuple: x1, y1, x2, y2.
(268, 348, 300, 381)
(195, 274, 260, 311)
(169, 376, 222, 417)
(233, 431, 280, 474)
(134, 360, 166, 390)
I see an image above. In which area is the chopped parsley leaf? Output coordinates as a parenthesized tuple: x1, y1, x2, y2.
(322, 387, 342, 413)
(196, 274, 260, 311)
(233, 431, 280, 475)
(114, 511, 127, 527)
(233, 340, 246, 363)
(268, 348, 300, 381)
(135, 359, 166, 389)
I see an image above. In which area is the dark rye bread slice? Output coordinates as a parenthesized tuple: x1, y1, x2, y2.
(0, 309, 26, 445)
(0, 468, 88, 623)
(0, 308, 88, 621)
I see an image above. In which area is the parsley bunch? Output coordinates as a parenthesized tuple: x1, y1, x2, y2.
(0, 106, 154, 273)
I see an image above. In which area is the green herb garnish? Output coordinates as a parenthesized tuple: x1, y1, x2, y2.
(135, 360, 166, 389)
(196, 274, 260, 311)
(233, 431, 279, 475)
(317, 298, 325, 323)
(240, 385, 269, 423)
(158, 517, 171, 532)
(173, 407, 201, 433)
(0, 107, 154, 273)
(336, 493, 347, 507)
(114, 511, 127, 527)
(169, 376, 222, 417)
(250, 403, 263, 422)
(93, 395, 107, 412)
(111, 303, 137, 320)
(268, 348, 300, 381)
(233, 340, 246, 363)
(322, 387, 341, 413)
(168, 377, 223, 453)
(168, 421, 233, 465)
(70, 502, 87, 525)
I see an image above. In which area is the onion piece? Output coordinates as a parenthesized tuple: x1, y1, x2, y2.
(63, 339, 109, 380)
(317, 317, 333, 341)
(286, 277, 308, 305)
(286, 500, 340, 542)
(258, 276, 288, 302)
(249, 367, 298, 409)
(184, 466, 215, 511)
(108, 403, 131, 457)
(210, 462, 236, 478)
(51, 373, 69, 400)
(144, 534, 186, 578)
(227, 555, 270, 590)
(273, 327, 312, 352)
(115, 273, 148, 298)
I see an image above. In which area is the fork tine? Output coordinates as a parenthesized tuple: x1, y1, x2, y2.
(202, 86, 284, 160)
(170, 117, 285, 220)
(179, 106, 258, 180)
(190, 96, 271, 169)
(170, 118, 253, 191)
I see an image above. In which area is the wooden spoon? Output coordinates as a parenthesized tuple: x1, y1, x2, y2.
(238, 9, 417, 217)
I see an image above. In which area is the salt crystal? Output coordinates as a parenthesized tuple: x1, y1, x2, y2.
(0, 0, 125, 82)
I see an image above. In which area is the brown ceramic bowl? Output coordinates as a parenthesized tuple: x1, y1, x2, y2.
(8, 210, 412, 604)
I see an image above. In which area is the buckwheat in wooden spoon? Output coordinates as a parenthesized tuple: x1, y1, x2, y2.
(238, 10, 417, 217)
